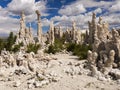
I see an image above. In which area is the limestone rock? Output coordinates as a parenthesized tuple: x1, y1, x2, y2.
(15, 11, 35, 46)
(110, 69, 120, 79)
(13, 80, 21, 87)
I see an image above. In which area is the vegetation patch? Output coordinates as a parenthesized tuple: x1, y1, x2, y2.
(66, 43, 92, 60)
(26, 43, 41, 54)
(45, 38, 65, 54)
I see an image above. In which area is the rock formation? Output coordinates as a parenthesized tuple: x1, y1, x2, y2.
(54, 26, 63, 39)
(86, 12, 120, 68)
(105, 50, 115, 67)
(86, 13, 120, 81)
(87, 13, 109, 45)
(15, 11, 35, 46)
(36, 10, 43, 44)
(48, 21, 55, 45)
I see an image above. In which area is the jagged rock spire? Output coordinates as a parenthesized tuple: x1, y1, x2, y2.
(36, 10, 41, 21)
(36, 10, 43, 44)
(98, 16, 102, 24)
(48, 21, 55, 45)
(15, 11, 35, 46)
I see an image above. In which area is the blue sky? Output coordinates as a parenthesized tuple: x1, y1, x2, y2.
(0, 0, 120, 36)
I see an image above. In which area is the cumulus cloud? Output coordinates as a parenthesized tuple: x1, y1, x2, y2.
(109, 1, 120, 13)
(56, 0, 120, 30)
(42, 18, 51, 27)
(75, 0, 112, 8)
(0, 0, 49, 36)
(0, 6, 19, 36)
(51, 14, 91, 29)
(0, 15, 19, 35)
(7, 0, 47, 16)
(0, 0, 120, 36)
(58, 4, 86, 16)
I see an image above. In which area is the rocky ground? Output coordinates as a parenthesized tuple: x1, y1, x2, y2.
(0, 53, 120, 90)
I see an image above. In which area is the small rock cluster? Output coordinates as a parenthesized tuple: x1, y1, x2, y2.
(0, 49, 61, 89)
(86, 50, 120, 81)
(27, 71, 62, 89)
(85, 13, 120, 82)
(64, 61, 91, 76)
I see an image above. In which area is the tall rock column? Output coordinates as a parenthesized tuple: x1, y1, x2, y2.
(19, 11, 26, 38)
(36, 10, 42, 44)
(72, 21, 77, 42)
(88, 13, 98, 44)
(58, 26, 63, 39)
(15, 11, 26, 45)
(49, 21, 55, 45)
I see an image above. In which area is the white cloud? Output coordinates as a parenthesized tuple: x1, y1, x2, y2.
(7, 0, 47, 16)
(51, 15, 69, 22)
(103, 14, 120, 24)
(5, 0, 48, 24)
(0, 0, 49, 36)
(75, 0, 112, 8)
(50, 14, 92, 29)
(0, 0, 120, 36)
(94, 8, 102, 14)
(42, 18, 51, 27)
(109, 1, 120, 12)
(0, 15, 19, 35)
(58, 4, 86, 16)
(56, 0, 120, 30)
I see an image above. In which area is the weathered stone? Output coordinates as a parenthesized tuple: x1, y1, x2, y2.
(28, 83, 33, 89)
(105, 50, 115, 67)
(15, 11, 35, 46)
(13, 80, 21, 87)
(27, 79, 35, 84)
(48, 21, 55, 45)
(87, 50, 98, 65)
(110, 69, 120, 79)
(34, 81, 42, 88)
(36, 10, 43, 44)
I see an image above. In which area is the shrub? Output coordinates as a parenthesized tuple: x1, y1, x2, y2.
(45, 38, 65, 54)
(67, 43, 92, 60)
(66, 43, 76, 52)
(26, 43, 41, 54)
(0, 38, 5, 52)
(12, 42, 23, 52)
(6, 32, 16, 51)
(45, 45, 57, 54)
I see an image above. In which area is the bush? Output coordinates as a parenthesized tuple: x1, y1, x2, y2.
(67, 43, 92, 60)
(6, 32, 16, 51)
(66, 43, 76, 52)
(0, 32, 16, 53)
(26, 43, 41, 54)
(45, 45, 57, 54)
(45, 38, 65, 54)
(12, 42, 23, 53)
(0, 38, 6, 52)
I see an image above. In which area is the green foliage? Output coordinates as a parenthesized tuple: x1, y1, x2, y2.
(26, 43, 41, 54)
(0, 38, 5, 52)
(67, 43, 92, 60)
(66, 43, 76, 52)
(45, 45, 58, 54)
(45, 38, 65, 54)
(0, 32, 17, 53)
(0, 32, 41, 54)
(6, 32, 16, 51)
(12, 42, 23, 53)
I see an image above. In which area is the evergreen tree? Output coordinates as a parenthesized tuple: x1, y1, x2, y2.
(6, 32, 16, 51)
(0, 38, 5, 52)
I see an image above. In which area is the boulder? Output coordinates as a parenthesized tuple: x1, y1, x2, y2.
(13, 80, 21, 87)
(110, 69, 120, 79)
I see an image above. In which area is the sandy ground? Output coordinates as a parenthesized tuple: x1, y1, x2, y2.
(0, 54, 120, 90)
